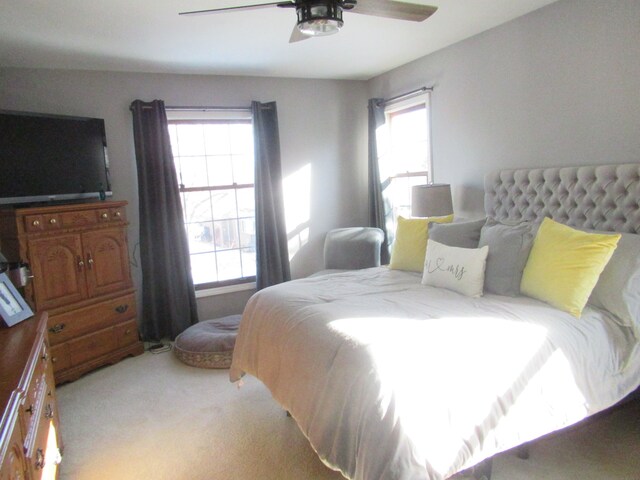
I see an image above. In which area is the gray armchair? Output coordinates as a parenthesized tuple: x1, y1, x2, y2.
(312, 227, 384, 276)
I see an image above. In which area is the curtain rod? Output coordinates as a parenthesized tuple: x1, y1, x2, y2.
(166, 106, 251, 112)
(380, 86, 433, 107)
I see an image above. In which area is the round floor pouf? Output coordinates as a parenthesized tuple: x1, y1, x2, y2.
(173, 314, 241, 368)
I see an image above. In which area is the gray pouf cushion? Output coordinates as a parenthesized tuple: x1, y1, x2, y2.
(173, 314, 241, 369)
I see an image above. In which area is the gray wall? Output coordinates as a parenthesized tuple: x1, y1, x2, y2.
(3, 0, 639, 320)
(0, 68, 369, 319)
(368, 0, 640, 219)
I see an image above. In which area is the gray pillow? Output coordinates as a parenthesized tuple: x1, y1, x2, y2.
(479, 219, 538, 296)
(428, 218, 486, 248)
(587, 232, 640, 338)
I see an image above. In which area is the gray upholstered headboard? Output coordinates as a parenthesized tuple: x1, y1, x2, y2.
(484, 163, 640, 234)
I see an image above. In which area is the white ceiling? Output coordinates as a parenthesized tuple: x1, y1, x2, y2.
(0, 0, 558, 81)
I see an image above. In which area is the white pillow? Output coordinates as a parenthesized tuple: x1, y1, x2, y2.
(421, 239, 489, 297)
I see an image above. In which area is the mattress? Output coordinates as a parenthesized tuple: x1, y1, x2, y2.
(230, 267, 640, 480)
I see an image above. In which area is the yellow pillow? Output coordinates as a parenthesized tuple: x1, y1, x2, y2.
(520, 218, 620, 317)
(389, 215, 453, 272)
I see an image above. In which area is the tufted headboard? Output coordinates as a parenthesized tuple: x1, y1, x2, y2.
(484, 163, 640, 234)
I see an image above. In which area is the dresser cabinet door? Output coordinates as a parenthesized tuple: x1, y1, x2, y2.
(28, 234, 88, 310)
(81, 228, 132, 298)
(0, 421, 28, 480)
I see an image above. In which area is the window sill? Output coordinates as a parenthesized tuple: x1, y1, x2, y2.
(195, 282, 256, 299)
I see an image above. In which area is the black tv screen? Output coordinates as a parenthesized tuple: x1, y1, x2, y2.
(0, 110, 112, 206)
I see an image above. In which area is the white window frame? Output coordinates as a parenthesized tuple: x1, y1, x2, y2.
(378, 92, 433, 237)
(166, 109, 256, 294)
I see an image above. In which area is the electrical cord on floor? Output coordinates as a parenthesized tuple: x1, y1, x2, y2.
(147, 343, 172, 354)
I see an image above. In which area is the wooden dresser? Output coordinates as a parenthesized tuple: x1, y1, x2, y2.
(0, 312, 63, 479)
(0, 201, 144, 384)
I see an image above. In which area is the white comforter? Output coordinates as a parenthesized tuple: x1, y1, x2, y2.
(230, 267, 640, 480)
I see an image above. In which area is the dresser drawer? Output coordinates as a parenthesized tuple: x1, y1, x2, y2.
(60, 209, 98, 228)
(47, 293, 136, 345)
(115, 319, 140, 348)
(50, 343, 71, 373)
(24, 214, 63, 233)
(97, 206, 126, 224)
(21, 342, 53, 467)
(68, 327, 117, 366)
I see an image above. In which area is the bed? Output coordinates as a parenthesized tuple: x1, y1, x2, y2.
(230, 163, 640, 480)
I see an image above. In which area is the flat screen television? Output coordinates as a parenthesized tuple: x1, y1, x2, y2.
(0, 110, 112, 206)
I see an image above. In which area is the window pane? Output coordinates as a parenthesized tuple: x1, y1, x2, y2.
(216, 249, 242, 281)
(175, 124, 206, 156)
(236, 187, 255, 217)
(190, 251, 218, 285)
(207, 155, 233, 186)
(233, 154, 254, 184)
(390, 107, 429, 174)
(241, 249, 256, 277)
(238, 218, 255, 249)
(229, 124, 253, 154)
(180, 155, 208, 188)
(203, 124, 231, 155)
(182, 191, 212, 224)
(214, 219, 239, 250)
(211, 189, 237, 220)
(186, 222, 215, 254)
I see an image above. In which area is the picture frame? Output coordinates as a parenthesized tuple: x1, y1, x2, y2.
(0, 272, 34, 327)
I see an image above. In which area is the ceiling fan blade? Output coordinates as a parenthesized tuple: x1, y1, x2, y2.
(351, 0, 437, 22)
(179, 1, 289, 16)
(289, 25, 310, 43)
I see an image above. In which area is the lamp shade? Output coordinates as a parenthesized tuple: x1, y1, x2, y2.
(411, 183, 453, 217)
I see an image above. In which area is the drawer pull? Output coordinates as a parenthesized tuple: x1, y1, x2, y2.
(114, 211, 122, 218)
(125, 328, 132, 335)
(45, 404, 54, 419)
(49, 323, 66, 334)
(32, 219, 41, 227)
(49, 218, 57, 224)
(41, 352, 49, 362)
(101, 212, 109, 219)
(115, 304, 129, 314)
(25, 404, 34, 415)
(35, 448, 45, 469)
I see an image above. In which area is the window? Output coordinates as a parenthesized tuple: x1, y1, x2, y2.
(167, 110, 255, 290)
(376, 94, 432, 238)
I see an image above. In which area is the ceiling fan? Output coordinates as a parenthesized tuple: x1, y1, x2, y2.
(179, 0, 438, 43)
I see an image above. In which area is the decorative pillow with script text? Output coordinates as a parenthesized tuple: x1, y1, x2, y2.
(421, 239, 489, 297)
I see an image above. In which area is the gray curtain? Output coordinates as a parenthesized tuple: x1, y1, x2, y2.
(252, 101, 291, 290)
(130, 99, 199, 341)
(368, 98, 390, 264)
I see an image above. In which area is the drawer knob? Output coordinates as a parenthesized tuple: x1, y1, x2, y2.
(125, 328, 132, 335)
(101, 212, 109, 219)
(115, 304, 129, 314)
(49, 218, 57, 224)
(41, 352, 49, 362)
(114, 211, 122, 218)
(45, 404, 54, 419)
(32, 219, 40, 227)
(49, 323, 66, 334)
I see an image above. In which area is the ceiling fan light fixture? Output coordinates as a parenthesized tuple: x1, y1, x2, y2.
(296, 2, 344, 36)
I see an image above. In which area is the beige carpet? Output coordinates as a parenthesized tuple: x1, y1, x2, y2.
(56, 351, 640, 480)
